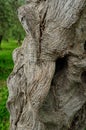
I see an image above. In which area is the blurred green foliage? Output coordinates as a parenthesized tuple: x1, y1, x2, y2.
(0, 0, 25, 48)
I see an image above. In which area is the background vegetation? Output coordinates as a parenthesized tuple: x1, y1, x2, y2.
(0, 0, 25, 129)
(0, 0, 25, 49)
(0, 40, 19, 129)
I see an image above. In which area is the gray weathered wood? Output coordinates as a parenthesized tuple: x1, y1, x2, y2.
(7, 0, 86, 130)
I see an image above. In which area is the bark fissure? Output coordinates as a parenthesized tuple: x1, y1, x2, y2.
(15, 102, 24, 127)
(38, 7, 48, 60)
(68, 102, 86, 130)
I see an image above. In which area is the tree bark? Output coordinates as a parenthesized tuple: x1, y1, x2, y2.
(7, 0, 86, 130)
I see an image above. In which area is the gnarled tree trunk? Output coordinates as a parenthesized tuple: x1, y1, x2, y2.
(7, 0, 86, 130)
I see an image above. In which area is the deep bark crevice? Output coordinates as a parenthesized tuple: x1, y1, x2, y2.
(81, 71, 86, 84)
(84, 40, 86, 51)
(55, 55, 68, 75)
(51, 55, 68, 86)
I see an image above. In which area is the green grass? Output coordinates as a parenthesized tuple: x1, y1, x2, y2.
(0, 39, 18, 130)
(0, 84, 10, 130)
(0, 40, 18, 80)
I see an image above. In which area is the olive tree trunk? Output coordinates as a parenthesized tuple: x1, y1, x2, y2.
(7, 0, 86, 130)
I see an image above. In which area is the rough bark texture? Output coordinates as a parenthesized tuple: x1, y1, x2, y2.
(7, 0, 86, 130)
